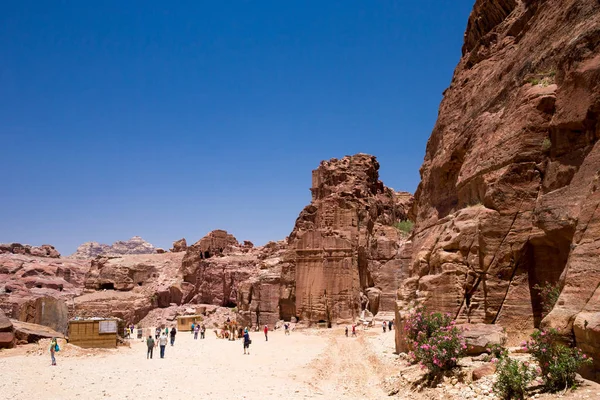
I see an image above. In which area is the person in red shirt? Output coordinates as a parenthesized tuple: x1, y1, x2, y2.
(263, 324, 269, 341)
(351, 324, 357, 337)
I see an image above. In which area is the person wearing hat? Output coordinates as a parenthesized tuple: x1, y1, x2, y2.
(243, 327, 251, 355)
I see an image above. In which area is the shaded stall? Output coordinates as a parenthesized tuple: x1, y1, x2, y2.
(68, 319, 118, 348)
(176, 315, 203, 332)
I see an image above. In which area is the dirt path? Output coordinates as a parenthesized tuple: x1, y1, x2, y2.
(0, 327, 399, 400)
(303, 330, 392, 398)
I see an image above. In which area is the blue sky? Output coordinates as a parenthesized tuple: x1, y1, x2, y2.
(1, 1, 475, 254)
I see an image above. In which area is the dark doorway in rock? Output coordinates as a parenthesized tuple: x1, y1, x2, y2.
(137, 282, 143, 286)
(204, 251, 211, 259)
(223, 300, 236, 308)
(525, 229, 572, 327)
(36, 284, 43, 288)
(100, 283, 115, 290)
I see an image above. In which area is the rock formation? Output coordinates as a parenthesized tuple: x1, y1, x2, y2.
(0, 252, 90, 334)
(70, 236, 156, 259)
(236, 154, 414, 327)
(0, 309, 14, 348)
(170, 238, 187, 253)
(75, 252, 187, 323)
(395, 0, 600, 380)
(181, 230, 261, 308)
(0, 243, 60, 258)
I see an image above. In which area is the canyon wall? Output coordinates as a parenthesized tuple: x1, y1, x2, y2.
(396, 0, 600, 379)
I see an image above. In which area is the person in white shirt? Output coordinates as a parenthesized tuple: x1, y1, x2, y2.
(159, 333, 168, 358)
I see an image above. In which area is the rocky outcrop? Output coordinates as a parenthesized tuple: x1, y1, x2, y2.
(170, 238, 187, 253)
(0, 243, 60, 258)
(0, 253, 89, 333)
(396, 0, 600, 380)
(77, 252, 186, 323)
(0, 309, 14, 349)
(70, 236, 156, 259)
(181, 231, 260, 308)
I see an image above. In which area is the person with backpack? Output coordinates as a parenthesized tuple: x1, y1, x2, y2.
(169, 326, 177, 346)
(49, 337, 58, 366)
(243, 328, 251, 355)
(146, 335, 155, 359)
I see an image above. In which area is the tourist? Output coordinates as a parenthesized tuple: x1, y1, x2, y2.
(263, 324, 269, 341)
(382, 321, 387, 333)
(194, 323, 200, 339)
(165, 327, 169, 336)
(191, 322, 195, 334)
(284, 322, 290, 335)
(170, 326, 177, 346)
(159, 333, 168, 358)
(201, 324, 206, 339)
(146, 335, 155, 359)
(155, 327, 160, 340)
(351, 324, 356, 337)
(243, 328, 251, 355)
(49, 337, 58, 366)
(345, 326, 348, 337)
(388, 320, 393, 331)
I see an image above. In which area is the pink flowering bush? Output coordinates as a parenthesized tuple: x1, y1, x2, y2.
(493, 357, 535, 400)
(405, 308, 466, 374)
(524, 328, 593, 391)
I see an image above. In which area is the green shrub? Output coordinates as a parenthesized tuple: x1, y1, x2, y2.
(523, 328, 593, 392)
(541, 138, 552, 152)
(394, 220, 414, 234)
(532, 281, 560, 317)
(405, 308, 466, 374)
(493, 357, 535, 400)
(485, 343, 509, 362)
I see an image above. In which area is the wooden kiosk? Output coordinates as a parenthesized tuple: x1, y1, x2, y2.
(68, 318, 118, 348)
(176, 315, 203, 332)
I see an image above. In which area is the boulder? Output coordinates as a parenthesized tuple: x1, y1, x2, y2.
(0, 331, 15, 348)
(11, 320, 64, 343)
(459, 323, 507, 355)
(0, 309, 12, 332)
(472, 363, 497, 381)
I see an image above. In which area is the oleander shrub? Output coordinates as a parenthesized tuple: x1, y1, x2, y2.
(485, 343, 509, 362)
(405, 308, 466, 374)
(493, 357, 535, 400)
(523, 328, 593, 391)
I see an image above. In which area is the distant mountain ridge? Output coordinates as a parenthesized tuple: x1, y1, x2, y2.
(69, 236, 156, 259)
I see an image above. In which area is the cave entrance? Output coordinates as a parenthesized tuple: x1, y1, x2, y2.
(100, 283, 115, 290)
(525, 229, 573, 327)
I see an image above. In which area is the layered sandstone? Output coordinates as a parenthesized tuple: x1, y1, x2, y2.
(75, 252, 187, 323)
(0, 253, 89, 334)
(70, 236, 156, 259)
(396, 0, 600, 379)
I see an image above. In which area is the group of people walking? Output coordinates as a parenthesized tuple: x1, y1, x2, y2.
(190, 322, 206, 339)
(146, 327, 177, 359)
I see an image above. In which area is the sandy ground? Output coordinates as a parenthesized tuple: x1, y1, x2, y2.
(0, 327, 400, 400)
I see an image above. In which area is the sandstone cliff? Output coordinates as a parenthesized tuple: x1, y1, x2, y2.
(237, 154, 414, 327)
(70, 236, 156, 259)
(396, 0, 600, 379)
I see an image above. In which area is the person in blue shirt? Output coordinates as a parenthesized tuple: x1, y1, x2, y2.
(243, 328, 251, 355)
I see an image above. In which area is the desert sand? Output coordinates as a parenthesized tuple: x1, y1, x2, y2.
(0, 328, 399, 400)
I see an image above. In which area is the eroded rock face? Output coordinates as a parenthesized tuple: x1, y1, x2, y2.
(181, 231, 261, 308)
(75, 252, 186, 323)
(0, 253, 89, 332)
(396, 0, 600, 379)
(70, 236, 156, 259)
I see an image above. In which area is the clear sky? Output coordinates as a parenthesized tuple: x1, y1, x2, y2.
(1, 1, 475, 254)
